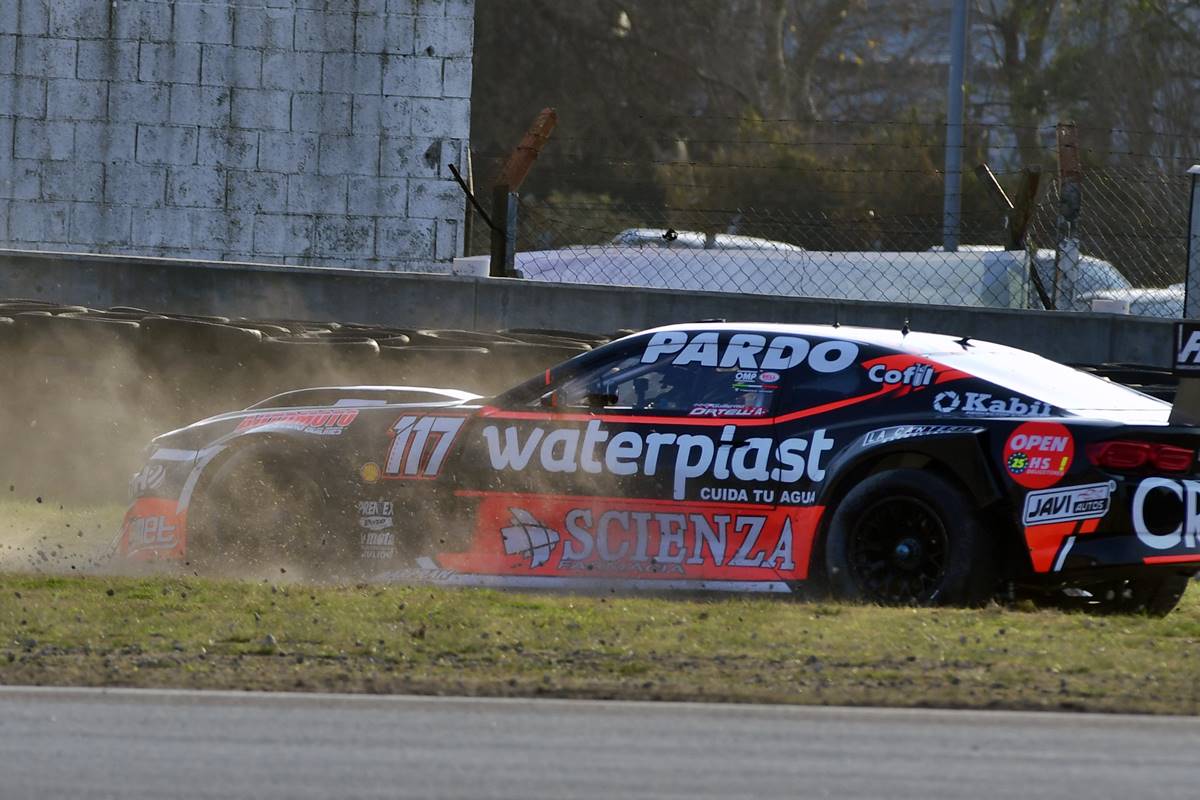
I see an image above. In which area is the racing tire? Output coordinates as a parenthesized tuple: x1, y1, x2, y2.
(825, 469, 995, 606)
(188, 446, 353, 578)
(1061, 573, 1191, 617)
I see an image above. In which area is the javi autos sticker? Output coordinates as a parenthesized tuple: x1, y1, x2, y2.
(1022, 481, 1113, 526)
(236, 409, 359, 435)
(1003, 421, 1074, 488)
(440, 496, 823, 582)
(933, 390, 1051, 417)
(640, 331, 859, 372)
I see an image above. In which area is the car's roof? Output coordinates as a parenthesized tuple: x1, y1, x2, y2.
(634, 321, 987, 356)
(629, 321, 1169, 423)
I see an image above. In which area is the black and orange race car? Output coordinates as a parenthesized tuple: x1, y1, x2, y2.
(117, 322, 1199, 613)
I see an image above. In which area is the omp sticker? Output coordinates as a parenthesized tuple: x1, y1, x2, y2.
(441, 495, 823, 582)
(731, 369, 779, 390)
(1022, 481, 1113, 526)
(641, 331, 859, 372)
(1003, 421, 1074, 489)
(482, 421, 834, 500)
(119, 498, 186, 560)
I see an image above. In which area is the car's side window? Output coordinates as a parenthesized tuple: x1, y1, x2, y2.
(776, 345, 881, 411)
(542, 337, 776, 417)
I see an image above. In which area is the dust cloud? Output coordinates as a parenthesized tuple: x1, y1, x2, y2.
(0, 301, 608, 579)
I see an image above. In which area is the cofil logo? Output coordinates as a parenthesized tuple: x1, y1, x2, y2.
(641, 331, 859, 372)
(867, 363, 934, 387)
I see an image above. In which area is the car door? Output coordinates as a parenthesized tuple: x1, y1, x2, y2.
(436, 329, 805, 588)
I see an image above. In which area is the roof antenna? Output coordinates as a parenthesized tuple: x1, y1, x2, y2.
(955, 335, 973, 349)
(832, 306, 840, 328)
(901, 318, 910, 336)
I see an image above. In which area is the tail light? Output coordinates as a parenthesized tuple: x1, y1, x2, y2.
(1086, 440, 1195, 473)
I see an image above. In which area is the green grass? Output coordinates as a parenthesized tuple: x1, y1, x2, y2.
(1, 573, 1198, 713)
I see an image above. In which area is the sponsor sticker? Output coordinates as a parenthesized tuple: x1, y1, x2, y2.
(1003, 421, 1074, 488)
(934, 390, 1051, 417)
(441, 496, 823, 582)
(640, 331, 859, 373)
(482, 421, 834, 500)
(130, 463, 166, 495)
(867, 362, 935, 387)
(1022, 481, 1113, 526)
(1132, 478, 1200, 553)
(236, 409, 359, 435)
(862, 424, 980, 446)
(357, 500, 396, 560)
(1173, 321, 1200, 375)
(120, 498, 186, 559)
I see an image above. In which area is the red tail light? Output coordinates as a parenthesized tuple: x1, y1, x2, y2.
(1086, 440, 1195, 473)
(1151, 444, 1195, 472)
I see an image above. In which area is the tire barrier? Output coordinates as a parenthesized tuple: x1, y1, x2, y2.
(0, 298, 606, 503)
(4, 297, 1172, 505)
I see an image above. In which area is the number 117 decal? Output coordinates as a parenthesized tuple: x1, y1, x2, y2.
(384, 415, 468, 479)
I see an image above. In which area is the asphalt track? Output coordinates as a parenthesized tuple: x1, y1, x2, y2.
(1, 687, 1198, 800)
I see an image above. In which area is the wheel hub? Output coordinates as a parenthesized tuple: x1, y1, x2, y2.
(893, 537, 922, 569)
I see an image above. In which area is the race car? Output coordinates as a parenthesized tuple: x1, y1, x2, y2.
(117, 322, 1199, 614)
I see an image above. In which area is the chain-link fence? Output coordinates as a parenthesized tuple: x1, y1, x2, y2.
(464, 122, 1195, 319)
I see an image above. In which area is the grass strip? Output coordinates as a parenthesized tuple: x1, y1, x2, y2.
(1, 574, 1198, 714)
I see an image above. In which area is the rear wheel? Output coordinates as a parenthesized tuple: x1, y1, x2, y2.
(188, 446, 352, 578)
(825, 469, 995, 606)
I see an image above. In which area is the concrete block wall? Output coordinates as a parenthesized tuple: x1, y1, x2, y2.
(0, 0, 473, 270)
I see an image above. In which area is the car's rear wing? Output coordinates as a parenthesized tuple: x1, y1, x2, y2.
(1170, 321, 1200, 425)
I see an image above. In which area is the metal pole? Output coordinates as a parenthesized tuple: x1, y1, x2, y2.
(1185, 165, 1200, 319)
(943, 0, 968, 252)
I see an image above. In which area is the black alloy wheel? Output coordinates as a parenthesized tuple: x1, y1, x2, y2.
(846, 496, 949, 604)
(825, 468, 994, 606)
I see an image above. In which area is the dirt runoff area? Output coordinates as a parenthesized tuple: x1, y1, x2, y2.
(1, 498, 1198, 713)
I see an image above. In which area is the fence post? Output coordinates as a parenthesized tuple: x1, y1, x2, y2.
(1185, 165, 1200, 319)
(489, 184, 518, 278)
(487, 108, 558, 280)
(942, 0, 969, 252)
(1054, 122, 1082, 309)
